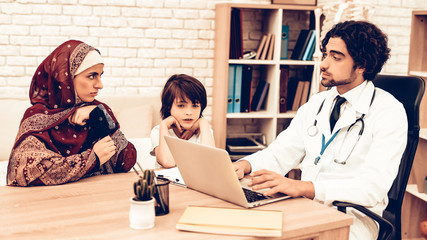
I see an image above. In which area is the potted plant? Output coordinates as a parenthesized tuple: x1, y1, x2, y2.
(129, 169, 155, 230)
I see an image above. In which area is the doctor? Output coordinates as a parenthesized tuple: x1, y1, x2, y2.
(233, 20, 407, 240)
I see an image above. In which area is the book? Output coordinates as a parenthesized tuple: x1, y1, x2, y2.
(260, 33, 272, 60)
(240, 65, 253, 113)
(286, 77, 298, 111)
(290, 29, 310, 60)
(297, 30, 313, 60)
(227, 65, 235, 113)
(176, 206, 283, 237)
(306, 38, 316, 61)
(254, 35, 267, 60)
(292, 81, 305, 111)
(266, 34, 275, 60)
(300, 81, 311, 106)
(229, 9, 243, 59)
(233, 65, 243, 113)
(302, 30, 316, 61)
(279, 66, 289, 113)
(251, 80, 269, 111)
(280, 25, 289, 60)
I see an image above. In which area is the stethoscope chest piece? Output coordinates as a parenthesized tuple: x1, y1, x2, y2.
(307, 125, 318, 137)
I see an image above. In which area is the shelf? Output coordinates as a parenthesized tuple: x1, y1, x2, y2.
(229, 59, 275, 65)
(409, 71, 427, 78)
(279, 60, 315, 65)
(277, 111, 297, 118)
(227, 111, 275, 119)
(406, 184, 427, 202)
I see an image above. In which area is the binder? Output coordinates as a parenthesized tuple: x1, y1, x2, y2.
(240, 65, 253, 113)
(279, 66, 289, 113)
(227, 65, 235, 113)
(280, 25, 289, 60)
(233, 64, 243, 113)
(302, 30, 315, 61)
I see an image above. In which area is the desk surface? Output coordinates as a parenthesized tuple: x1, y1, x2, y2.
(0, 172, 352, 240)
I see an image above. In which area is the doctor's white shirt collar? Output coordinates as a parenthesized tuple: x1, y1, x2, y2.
(330, 80, 370, 115)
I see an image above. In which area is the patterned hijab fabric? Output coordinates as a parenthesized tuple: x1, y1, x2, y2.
(7, 40, 134, 186)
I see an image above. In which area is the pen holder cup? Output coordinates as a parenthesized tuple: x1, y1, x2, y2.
(155, 177, 170, 216)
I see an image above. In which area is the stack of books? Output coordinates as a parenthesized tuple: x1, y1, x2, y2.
(290, 29, 316, 61)
(254, 33, 275, 60)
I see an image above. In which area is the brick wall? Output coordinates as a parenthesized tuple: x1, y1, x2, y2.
(0, 0, 426, 122)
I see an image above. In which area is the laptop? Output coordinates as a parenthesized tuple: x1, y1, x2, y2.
(164, 136, 291, 208)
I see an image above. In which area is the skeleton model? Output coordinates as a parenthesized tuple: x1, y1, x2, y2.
(311, 0, 374, 95)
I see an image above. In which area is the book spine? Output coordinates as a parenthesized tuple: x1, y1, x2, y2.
(233, 64, 243, 113)
(302, 30, 315, 61)
(280, 25, 289, 60)
(240, 65, 253, 113)
(297, 30, 313, 60)
(279, 66, 289, 113)
(266, 34, 275, 60)
(256, 82, 270, 111)
(251, 80, 266, 111)
(227, 65, 235, 113)
(260, 33, 272, 60)
(290, 30, 309, 60)
(255, 35, 267, 60)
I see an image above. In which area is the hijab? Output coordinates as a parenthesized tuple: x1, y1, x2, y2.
(14, 40, 117, 158)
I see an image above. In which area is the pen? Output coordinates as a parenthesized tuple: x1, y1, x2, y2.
(154, 176, 167, 214)
(157, 174, 180, 182)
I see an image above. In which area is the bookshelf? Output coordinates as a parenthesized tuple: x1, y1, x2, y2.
(213, 3, 322, 149)
(404, 10, 427, 240)
(409, 10, 427, 128)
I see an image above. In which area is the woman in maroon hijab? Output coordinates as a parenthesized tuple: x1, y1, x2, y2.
(7, 40, 136, 186)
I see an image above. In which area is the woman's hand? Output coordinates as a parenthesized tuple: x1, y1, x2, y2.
(69, 105, 97, 126)
(93, 136, 116, 165)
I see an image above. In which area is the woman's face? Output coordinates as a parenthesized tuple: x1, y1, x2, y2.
(73, 63, 104, 102)
(170, 96, 201, 130)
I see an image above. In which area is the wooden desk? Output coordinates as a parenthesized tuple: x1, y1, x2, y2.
(0, 173, 352, 239)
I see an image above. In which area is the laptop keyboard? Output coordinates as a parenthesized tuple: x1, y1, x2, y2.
(242, 188, 268, 203)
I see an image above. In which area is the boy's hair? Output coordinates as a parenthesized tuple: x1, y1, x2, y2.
(160, 74, 207, 119)
(321, 20, 391, 80)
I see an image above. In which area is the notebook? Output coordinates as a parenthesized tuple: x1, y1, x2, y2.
(176, 206, 283, 237)
(164, 136, 290, 208)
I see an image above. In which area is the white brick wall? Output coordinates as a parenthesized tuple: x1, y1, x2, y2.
(0, 0, 426, 122)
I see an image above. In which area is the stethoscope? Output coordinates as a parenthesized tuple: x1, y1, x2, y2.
(308, 89, 376, 165)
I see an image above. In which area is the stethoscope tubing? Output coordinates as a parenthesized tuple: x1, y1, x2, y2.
(308, 89, 376, 164)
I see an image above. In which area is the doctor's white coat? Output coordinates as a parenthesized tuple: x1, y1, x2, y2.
(244, 81, 407, 240)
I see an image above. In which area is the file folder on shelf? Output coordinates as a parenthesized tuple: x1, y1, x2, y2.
(227, 65, 236, 113)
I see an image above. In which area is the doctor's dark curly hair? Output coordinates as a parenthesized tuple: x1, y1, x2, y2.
(321, 20, 391, 80)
